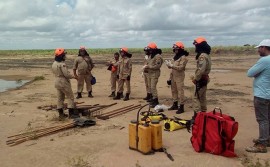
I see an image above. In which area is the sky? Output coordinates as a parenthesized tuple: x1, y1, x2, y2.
(0, 0, 269, 50)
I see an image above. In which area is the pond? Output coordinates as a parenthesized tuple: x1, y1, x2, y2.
(0, 79, 30, 92)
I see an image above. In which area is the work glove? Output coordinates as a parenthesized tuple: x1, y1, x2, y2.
(165, 60, 173, 68)
(127, 75, 130, 81)
(165, 60, 170, 66)
(143, 65, 148, 69)
(117, 75, 119, 79)
(167, 80, 171, 86)
(168, 62, 173, 68)
(145, 55, 149, 60)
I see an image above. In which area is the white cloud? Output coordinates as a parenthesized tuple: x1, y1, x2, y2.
(0, 0, 269, 49)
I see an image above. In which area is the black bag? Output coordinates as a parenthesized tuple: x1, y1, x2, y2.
(107, 64, 112, 71)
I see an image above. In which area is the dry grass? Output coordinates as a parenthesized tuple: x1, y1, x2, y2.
(66, 156, 91, 167)
(241, 154, 270, 167)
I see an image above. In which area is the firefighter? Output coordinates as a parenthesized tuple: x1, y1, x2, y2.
(142, 47, 152, 101)
(143, 42, 163, 108)
(73, 46, 95, 99)
(52, 48, 79, 119)
(166, 42, 189, 114)
(192, 37, 212, 112)
(107, 52, 120, 97)
(113, 47, 132, 101)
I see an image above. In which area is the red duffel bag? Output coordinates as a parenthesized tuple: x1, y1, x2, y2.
(190, 107, 238, 157)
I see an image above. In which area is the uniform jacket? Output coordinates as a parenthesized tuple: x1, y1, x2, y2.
(73, 56, 94, 75)
(52, 61, 73, 89)
(143, 55, 150, 73)
(147, 54, 163, 77)
(117, 57, 132, 79)
(195, 53, 211, 81)
(170, 56, 188, 81)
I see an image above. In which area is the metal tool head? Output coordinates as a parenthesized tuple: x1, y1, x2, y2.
(73, 118, 96, 127)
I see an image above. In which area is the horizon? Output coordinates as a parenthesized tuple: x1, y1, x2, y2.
(0, 0, 268, 50)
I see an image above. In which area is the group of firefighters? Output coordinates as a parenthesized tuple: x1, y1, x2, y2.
(52, 37, 212, 120)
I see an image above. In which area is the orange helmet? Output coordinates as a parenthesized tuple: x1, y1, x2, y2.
(173, 41, 184, 49)
(120, 47, 128, 53)
(193, 37, 206, 45)
(55, 48, 66, 56)
(147, 42, 157, 49)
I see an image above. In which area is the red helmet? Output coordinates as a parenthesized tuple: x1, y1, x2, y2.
(147, 42, 157, 49)
(193, 37, 206, 45)
(55, 48, 66, 56)
(173, 41, 184, 49)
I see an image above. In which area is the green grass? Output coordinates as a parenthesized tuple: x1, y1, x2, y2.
(0, 46, 257, 56)
(33, 76, 45, 81)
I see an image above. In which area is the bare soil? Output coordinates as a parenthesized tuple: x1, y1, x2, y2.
(0, 53, 268, 167)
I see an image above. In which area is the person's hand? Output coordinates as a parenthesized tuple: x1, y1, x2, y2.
(143, 65, 149, 69)
(165, 60, 173, 68)
(127, 75, 130, 81)
(168, 62, 173, 68)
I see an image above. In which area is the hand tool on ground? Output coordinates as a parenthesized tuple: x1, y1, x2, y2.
(162, 148, 174, 161)
(97, 104, 134, 117)
(6, 118, 96, 146)
(77, 103, 117, 117)
(97, 104, 141, 120)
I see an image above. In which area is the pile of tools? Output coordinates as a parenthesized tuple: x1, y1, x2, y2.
(77, 103, 117, 117)
(38, 102, 140, 120)
(6, 118, 95, 146)
(76, 103, 141, 120)
(7, 103, 142, 146)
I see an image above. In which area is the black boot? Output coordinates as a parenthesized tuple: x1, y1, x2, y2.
(58, 108, 68, 120)
(168, 101, 178, 110)
(150, 98, 159, 108)
(108, 91, 115, 97)
(76, 92, 82, 99)
(68, 108, 80, 119)
(123, 93, 130, 101)
(113, 92, 121, 100)
(143, 93, 150, 100)
(81, 110, 89, 117)
(88, 91, 93, 98)
(176, 104, 184, 114)
(120, 92, 124, 98)
(146, 94, 153, 102)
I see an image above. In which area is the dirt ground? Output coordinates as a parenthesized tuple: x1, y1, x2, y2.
(0, 53, 269, 167)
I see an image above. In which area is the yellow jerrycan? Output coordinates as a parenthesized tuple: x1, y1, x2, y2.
(137, 123, 152, 154)
(129, 120, 137, 150)
(128, 104, 153, 155)
(150, 120, 163, 151)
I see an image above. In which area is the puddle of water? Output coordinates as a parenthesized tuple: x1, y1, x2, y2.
(0, 79, 30, 92)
